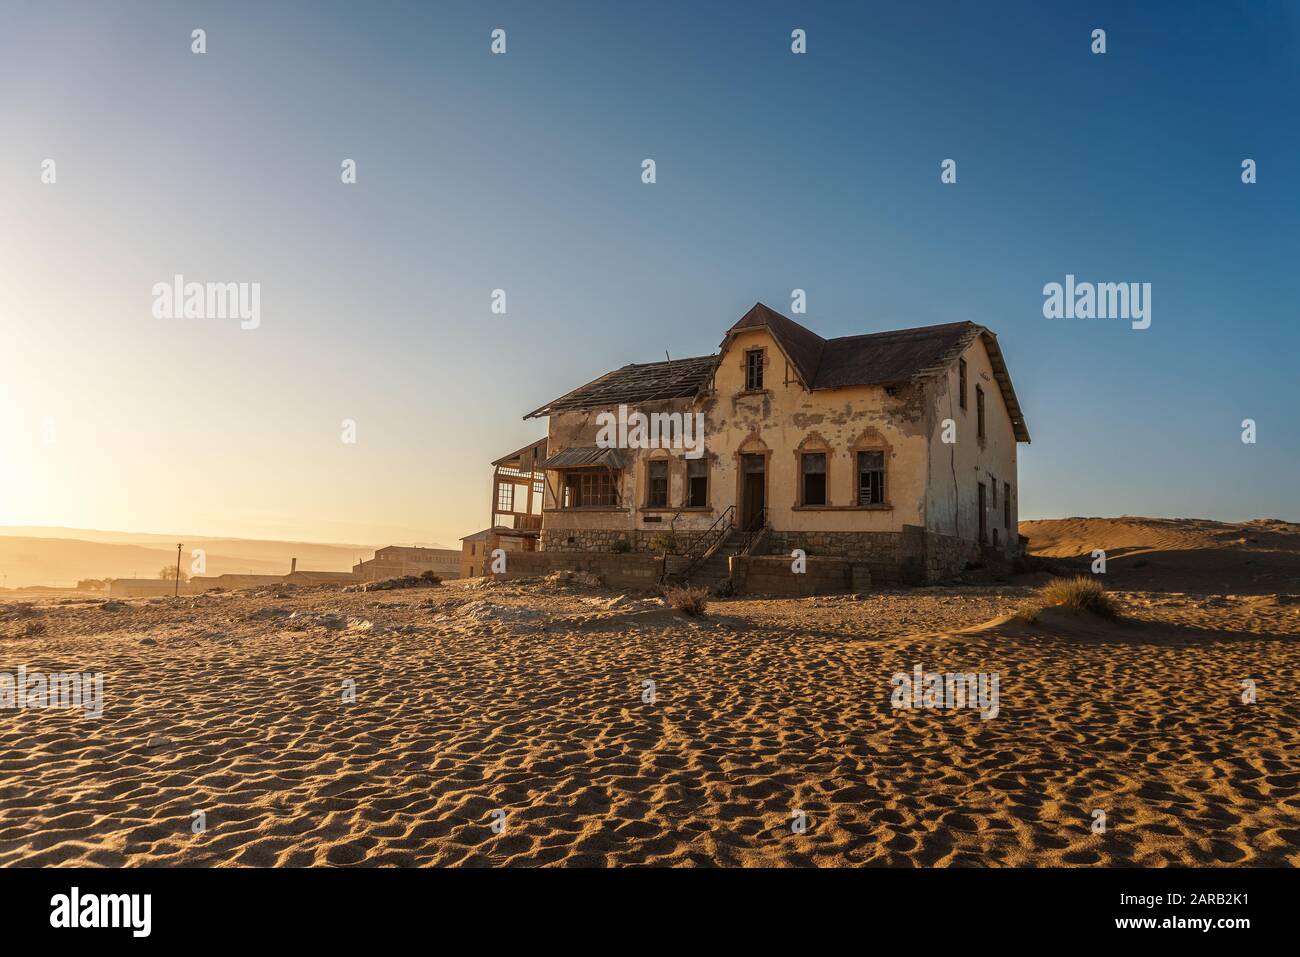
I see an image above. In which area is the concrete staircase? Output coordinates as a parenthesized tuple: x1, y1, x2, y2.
(673, 530, 747, 592)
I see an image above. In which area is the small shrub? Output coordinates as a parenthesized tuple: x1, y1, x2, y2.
(419, 570, 442, 583)
(648, 532, 679, 556)
(712, 577, 735, 598)
(664, 585, 709, 617)
(609, 538, 631, 554)
(1037, 575, 1118, 618)
(1012, 602, 1040, 624)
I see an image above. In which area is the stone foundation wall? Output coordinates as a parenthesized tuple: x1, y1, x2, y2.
(489, 551, 663, 590)
(729, 556, 871, 597)
(769, 530, 908, 584)
(766, 525, 980, 585)
(534, 524, 982, 586)
(918, 529, 983, 583)
(540, 527, 707, 556)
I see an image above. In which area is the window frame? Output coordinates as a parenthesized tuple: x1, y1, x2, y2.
(645, 458, 669, 508)
(799, 450, 828, 507)
(686, 456, 709, 508)
(958, 358, 968, 411)
(856, 450, 886, 506)
(976, 385, 986, 439)
(744, 348, 765, 392)
(562, 468, 621, 508)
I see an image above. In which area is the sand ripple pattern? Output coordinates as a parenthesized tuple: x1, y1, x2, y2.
(1, 585, 1297, 866)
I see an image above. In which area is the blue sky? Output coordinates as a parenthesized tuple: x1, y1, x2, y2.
(1, 0, 1296, 545)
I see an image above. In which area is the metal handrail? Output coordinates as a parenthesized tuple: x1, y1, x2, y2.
(673, 505, 735, 580)
(737, 506, 768, 554)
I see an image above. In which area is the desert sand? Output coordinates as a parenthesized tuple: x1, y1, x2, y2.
(0, 517, 1296, 867)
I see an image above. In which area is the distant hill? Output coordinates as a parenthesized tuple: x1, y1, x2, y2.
(0, 527, 388, 588)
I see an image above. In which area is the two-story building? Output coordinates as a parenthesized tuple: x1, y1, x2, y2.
(520, 303, 1030, 584)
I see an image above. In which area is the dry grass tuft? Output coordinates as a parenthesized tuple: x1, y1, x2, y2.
(1032, 575, 1119, 619)
(664, 585, 709, 617)
(1012, 602, 1041, 624)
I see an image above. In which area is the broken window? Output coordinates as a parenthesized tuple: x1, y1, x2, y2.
(976, 385, 985, 439)
(687, 457, 708, 507)
(857, 451, 885, 505)
(496, 482, 514, 513)
(800, 452, 826, 506)
(563, 470, 619, 508)
(647, 460, 668, 508)
(745, 349, 764, 391)
(959, 358, 967, 410)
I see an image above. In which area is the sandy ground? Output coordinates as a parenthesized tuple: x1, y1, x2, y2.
(0, 517, 1297, 867)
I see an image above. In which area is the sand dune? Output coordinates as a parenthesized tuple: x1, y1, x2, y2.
(1021, 516, 1300, 594)
(1, 522, 1297, 866)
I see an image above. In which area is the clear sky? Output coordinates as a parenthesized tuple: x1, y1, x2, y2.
(1, 0, 1296, 546)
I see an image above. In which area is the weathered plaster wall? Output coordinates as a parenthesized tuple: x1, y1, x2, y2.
(704, 327, 932, 534)
(924, 335, 1020, 554)
(540, 399, 713, 548)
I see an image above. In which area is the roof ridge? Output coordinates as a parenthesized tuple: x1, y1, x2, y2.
(620, 354, 717, 369)
(825, 320, 978, 345)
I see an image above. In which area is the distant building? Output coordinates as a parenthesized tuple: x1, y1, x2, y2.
(285, 570, 362, 586)
(108, 561, 359, 599)
(459, 527, 537, 578)
(108, 578, 207, 599)
(352, 546, 461, 582)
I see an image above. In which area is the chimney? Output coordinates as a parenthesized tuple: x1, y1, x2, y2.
(290, 557, 297, 574)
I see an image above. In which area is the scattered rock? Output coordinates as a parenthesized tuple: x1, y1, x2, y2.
(247, 607, 292, 621)
(344, 576, 440, 593)
(101, 601, 126, 612)
(0, 604, 41, 621)
(140, 637, 157, 646)
(544, 570, 603, 588)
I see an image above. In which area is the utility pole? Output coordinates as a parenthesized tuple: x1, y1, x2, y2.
(175, 544, 183, 598)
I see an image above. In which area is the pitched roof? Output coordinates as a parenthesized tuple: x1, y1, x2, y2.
(492, 437, 548, 468)
(725, 305, 1029, 442)
(524, 355, 716, 418)
(724, 302, 825, 387)
(523, 304, 1029, 441)
(813, 321, 979, 389)
(541, 447, 631, 469)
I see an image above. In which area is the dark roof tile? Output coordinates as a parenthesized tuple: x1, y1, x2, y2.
(525, 355, 716, 418)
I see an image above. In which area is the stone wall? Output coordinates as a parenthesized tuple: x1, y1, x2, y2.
(914, 528, 983, 582)
(765, 525, 979, 585)
(489, 550, 664, 590)
(769, 530, 908, 584)
(728, 555, 871, 597)
(532, 524, 981, 587)
(540, 527, 708, 555)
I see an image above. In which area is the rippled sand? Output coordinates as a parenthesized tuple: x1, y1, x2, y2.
(1, 571, 1297, 867)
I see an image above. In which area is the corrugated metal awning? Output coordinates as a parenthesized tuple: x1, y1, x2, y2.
(541, 447, 630, 469)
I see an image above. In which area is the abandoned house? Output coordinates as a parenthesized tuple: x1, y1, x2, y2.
(517, 302, 1030, 586)
(460, 438, 547, 578)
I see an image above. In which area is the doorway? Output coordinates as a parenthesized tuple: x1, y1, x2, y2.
(741, 454, 766, 530)
(977, 482, 987, 544)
